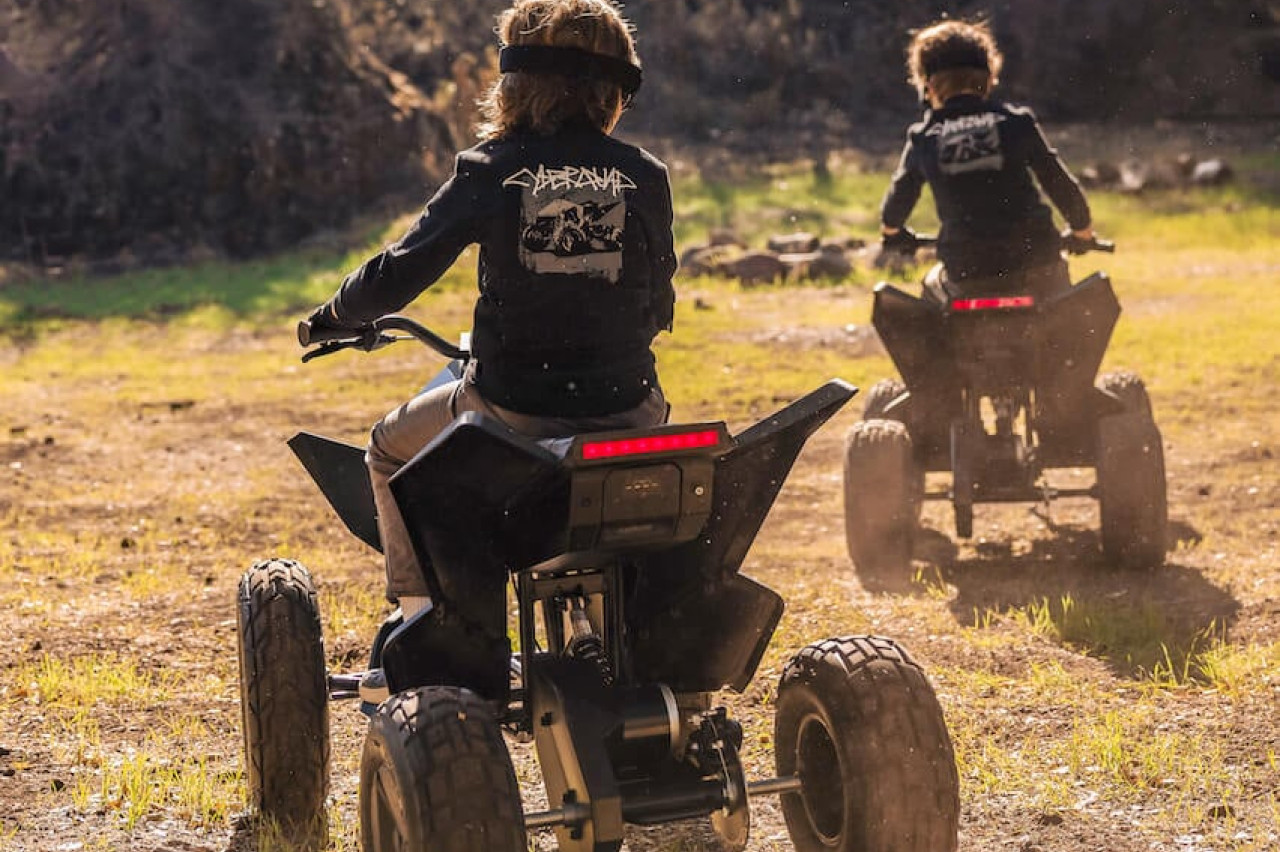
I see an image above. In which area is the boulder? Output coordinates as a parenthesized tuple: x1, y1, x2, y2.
(1190, 158, 1234, 186)
(823, 236, 867, 252)
(767, 231, 820, 254)
(780, 244, 853, 281)
(708, 227, 745, 248)
(719, 251, 787, 286)
(808, 245, 854, 280)
(1080, 161, 1122, 187)
(680, 243, 738, 277)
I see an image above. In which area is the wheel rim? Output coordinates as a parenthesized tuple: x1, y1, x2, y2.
(796, 712, 844, 843)
(370, 763, 407, 852)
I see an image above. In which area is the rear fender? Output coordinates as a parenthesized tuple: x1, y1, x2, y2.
(288, 433, 380, 552)
(1039, 272, 1121, 395)
(872, 284, 962, 446)
(871, 282, 953, 391)
(389, 415, 567, 633)
(627, 380, 855, 692)
(380, 603, 511, 702)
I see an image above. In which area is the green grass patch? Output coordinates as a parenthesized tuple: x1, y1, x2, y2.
(66, 715, 240, 830)
(975, 593, 1280, 692)
(1059, 704, 1239, 797)
(670, 163, 913, 247)
(1184, 639, 1280, 699)
(10, 653, 176, 709)
(0, 213, 475, 330)
(3, 158, 1274, 403)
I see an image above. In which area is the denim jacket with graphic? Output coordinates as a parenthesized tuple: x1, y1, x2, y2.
(327, 122, 676, 417)
(882, 95, 1091, 280)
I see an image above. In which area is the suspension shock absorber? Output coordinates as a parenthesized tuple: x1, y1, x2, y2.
(565, 595, 613, 683)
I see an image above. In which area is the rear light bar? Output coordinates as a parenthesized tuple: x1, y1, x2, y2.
(581, 429, 722, 460)
(950, 295, 1035, 311)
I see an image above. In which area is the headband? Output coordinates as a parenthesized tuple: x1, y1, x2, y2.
(499, 45, 643, 97)
(921, 48, 990, 78)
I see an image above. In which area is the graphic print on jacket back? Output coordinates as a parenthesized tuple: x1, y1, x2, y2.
(503, 164, 635, 283)
(929, 112, 1006, 175)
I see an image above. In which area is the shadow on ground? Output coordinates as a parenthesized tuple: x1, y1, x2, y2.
(863, 517, 1239, 682)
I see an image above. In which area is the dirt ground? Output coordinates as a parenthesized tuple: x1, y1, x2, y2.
(0, 280, 1277, 850)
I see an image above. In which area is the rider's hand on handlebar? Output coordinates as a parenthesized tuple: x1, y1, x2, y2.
(1062, 227, 1097, 255)
(299, 303, 369, 347)
(881, 226, 920, 255)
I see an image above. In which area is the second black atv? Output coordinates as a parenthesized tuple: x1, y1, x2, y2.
(845, 239, 1167, 587)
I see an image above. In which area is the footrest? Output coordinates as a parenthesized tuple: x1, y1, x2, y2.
(327, 671, 363, 700)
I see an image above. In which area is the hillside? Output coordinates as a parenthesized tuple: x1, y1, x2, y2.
(1, 0, 1277, 262)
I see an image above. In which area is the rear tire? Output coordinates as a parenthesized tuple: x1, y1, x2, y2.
(844, 420, 918, 590)
(359, 686, 525, 852)
(862, 380, 927, 524)
(862, 378, 908, 421)
(237, 559, 330, 848)
(1096, 372, 1168, 568)
(775, 636, 959, 852)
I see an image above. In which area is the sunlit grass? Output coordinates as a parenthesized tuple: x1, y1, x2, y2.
(969, 594, 1274, 689)
(670, 163, 900, 248)
(318, 578, 388, 669)
(0, 211, 443, 327)
(1059, 705, 1238, 796)
(1185, 639, 1280, 699)
(938, 653, 1269, 836)
(50, 708, 104, 768)
(11, 653, 174, 709)
(62, 715, 240, 830)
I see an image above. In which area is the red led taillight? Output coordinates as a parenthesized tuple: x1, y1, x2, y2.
(581, 429, 722, 460)
(950, 296, 1036, 311)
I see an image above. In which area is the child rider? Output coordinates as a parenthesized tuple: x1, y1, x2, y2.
(301, 0, 676, 702)
(879, 19, 1096, 301)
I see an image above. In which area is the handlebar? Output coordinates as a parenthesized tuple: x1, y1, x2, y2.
(1063, 234, 1115, 254)
(297, 319, 352, 347)
(889, 232, 1114, 255)
(297, 315, 469, 363)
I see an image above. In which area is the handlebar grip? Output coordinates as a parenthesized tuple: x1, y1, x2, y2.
(1093, 238, 1116, 253)
(298, 318, 365, 347)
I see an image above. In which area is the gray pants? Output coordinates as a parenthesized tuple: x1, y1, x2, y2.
(367, 363, 667, 601)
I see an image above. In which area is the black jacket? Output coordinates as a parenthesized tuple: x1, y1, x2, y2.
(881, 96, 1091, 280)
(327, 123, 677, 417)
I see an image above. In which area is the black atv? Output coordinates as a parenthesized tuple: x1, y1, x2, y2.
(845, 237, 1167, 588)
(236, 315, 961, 852)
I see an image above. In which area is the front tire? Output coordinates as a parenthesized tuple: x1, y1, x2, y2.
(237, 559, 330, 848)
(1096, 371, 1168, 568)
(844, 420, 918, 590)
(775, 637, 959, 852)
(359, 686, 525, 852)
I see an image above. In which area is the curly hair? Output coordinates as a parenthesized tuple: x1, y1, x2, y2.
(906, 20, 1003, 103)
(478, 0, 639, 139)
